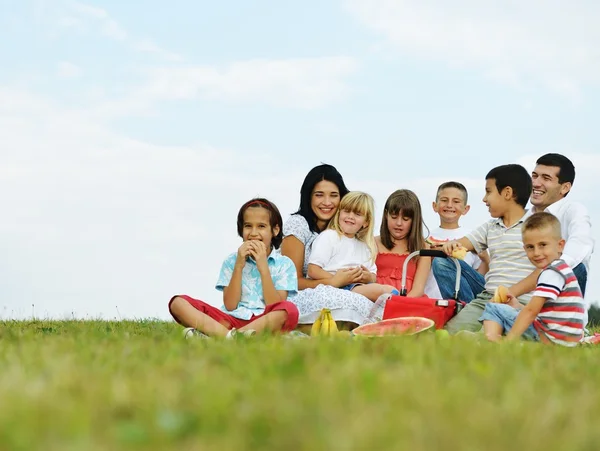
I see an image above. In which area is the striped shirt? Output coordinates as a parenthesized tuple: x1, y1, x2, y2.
(466, 212, 535, 303)
(533, 259, 585, 347)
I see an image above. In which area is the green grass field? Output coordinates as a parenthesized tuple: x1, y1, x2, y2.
(1, 320, 598, 451)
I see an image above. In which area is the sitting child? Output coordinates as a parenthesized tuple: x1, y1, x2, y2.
(425, 181, 489, 301)
(442, 164, 536, 333)
(308, 191, 399, 301)
(168, 198, 299, 338)
(480, 212, 585, 346)
(375, 189, 431, 296)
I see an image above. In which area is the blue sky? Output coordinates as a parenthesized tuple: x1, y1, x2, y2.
(0, 1, 598, 319)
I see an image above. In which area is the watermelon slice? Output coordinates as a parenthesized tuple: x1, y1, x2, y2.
(352, 317, 435, 337)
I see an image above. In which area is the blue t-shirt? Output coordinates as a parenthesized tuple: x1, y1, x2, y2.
(216, 249, 298, 320)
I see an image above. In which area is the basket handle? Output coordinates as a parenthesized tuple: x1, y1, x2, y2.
(400, 250, 461, 300)
(417, 249, 447, 258)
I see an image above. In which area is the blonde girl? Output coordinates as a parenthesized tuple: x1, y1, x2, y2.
(375, 189, 431, 296)
(307, 191, 399, 301)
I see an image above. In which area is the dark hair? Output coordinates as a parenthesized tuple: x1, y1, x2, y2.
(485, 164, 532, 208)
(380, 189, 428, 252)
(236, 198, 284, 249)
(522, 212, 562, 239)
(294, 164, 349, 233)
(536, 153, 575, 194)
(436, 181, 468, 204)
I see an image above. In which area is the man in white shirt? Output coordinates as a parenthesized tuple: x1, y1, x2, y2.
(510, 153, 594, 301)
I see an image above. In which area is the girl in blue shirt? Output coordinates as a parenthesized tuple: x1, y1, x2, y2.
(169, 198, 299, 338)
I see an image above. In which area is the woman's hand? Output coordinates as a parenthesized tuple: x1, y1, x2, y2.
(331, 267, 362, 288)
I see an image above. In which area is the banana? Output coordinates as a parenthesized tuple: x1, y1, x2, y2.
(326, 310, 338, 336)
(311, 309, 338, 337)
(310, 312, 323, 336)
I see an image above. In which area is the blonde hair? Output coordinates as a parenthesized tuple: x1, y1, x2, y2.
(522, 212, 562, 240)
(328, 191, 377, 262)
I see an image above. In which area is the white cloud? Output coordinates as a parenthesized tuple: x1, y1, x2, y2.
(101, 18, 128, 41)
(56, 61, 83, 79)
(145, 57, 357, 108)
(345, 0, 600, 99)
(91, 57, 358, 116)
(0, 86, 311, 319)
(71, 2, 108, 19)
(132, 40, 183, 62)
(54, 1, 181, 60)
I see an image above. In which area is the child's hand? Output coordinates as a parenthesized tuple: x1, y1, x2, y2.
(248, 240, 269, 269)
(441, 241, 462, 256)
(236, 242, 254, 262)
(358, 265, 374, 283)
(506, 291, 521, 309)
(332, 267, 362, 287)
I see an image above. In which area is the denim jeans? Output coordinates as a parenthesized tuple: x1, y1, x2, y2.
(479, 302, 539, 341)
(573, 263, 587, 296)
(431, 258, 485, 303)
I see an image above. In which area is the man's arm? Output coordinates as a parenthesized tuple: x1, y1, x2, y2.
(560, 204, 594, 268)
(507, 204, 592, 297)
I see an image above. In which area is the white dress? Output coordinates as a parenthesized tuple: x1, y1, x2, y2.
(282, 215, 374, 325)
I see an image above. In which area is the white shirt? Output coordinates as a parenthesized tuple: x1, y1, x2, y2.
(424, 226, 482, 299)
(308, 229, 377, 275)
(540, 197, 594, 272)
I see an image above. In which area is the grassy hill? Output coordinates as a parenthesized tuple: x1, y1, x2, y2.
(0, 320, 599, 450)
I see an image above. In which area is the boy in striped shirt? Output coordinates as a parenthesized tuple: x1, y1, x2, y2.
(480, 212, 585, 346)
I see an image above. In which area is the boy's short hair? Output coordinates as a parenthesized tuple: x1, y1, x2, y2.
(435, 181, 468, 204)
(522, 212, 562, 240)
(486, 164, 532, 208)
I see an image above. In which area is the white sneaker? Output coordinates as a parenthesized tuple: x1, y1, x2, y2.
(183, 327, 210, 339)
(225, 328, 257, 339)
(283, 330, 310, 339)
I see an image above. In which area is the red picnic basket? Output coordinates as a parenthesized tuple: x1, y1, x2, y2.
(368, 250, 465, 329)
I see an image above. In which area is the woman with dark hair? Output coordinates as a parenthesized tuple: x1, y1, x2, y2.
(281, 164, 375, 327)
